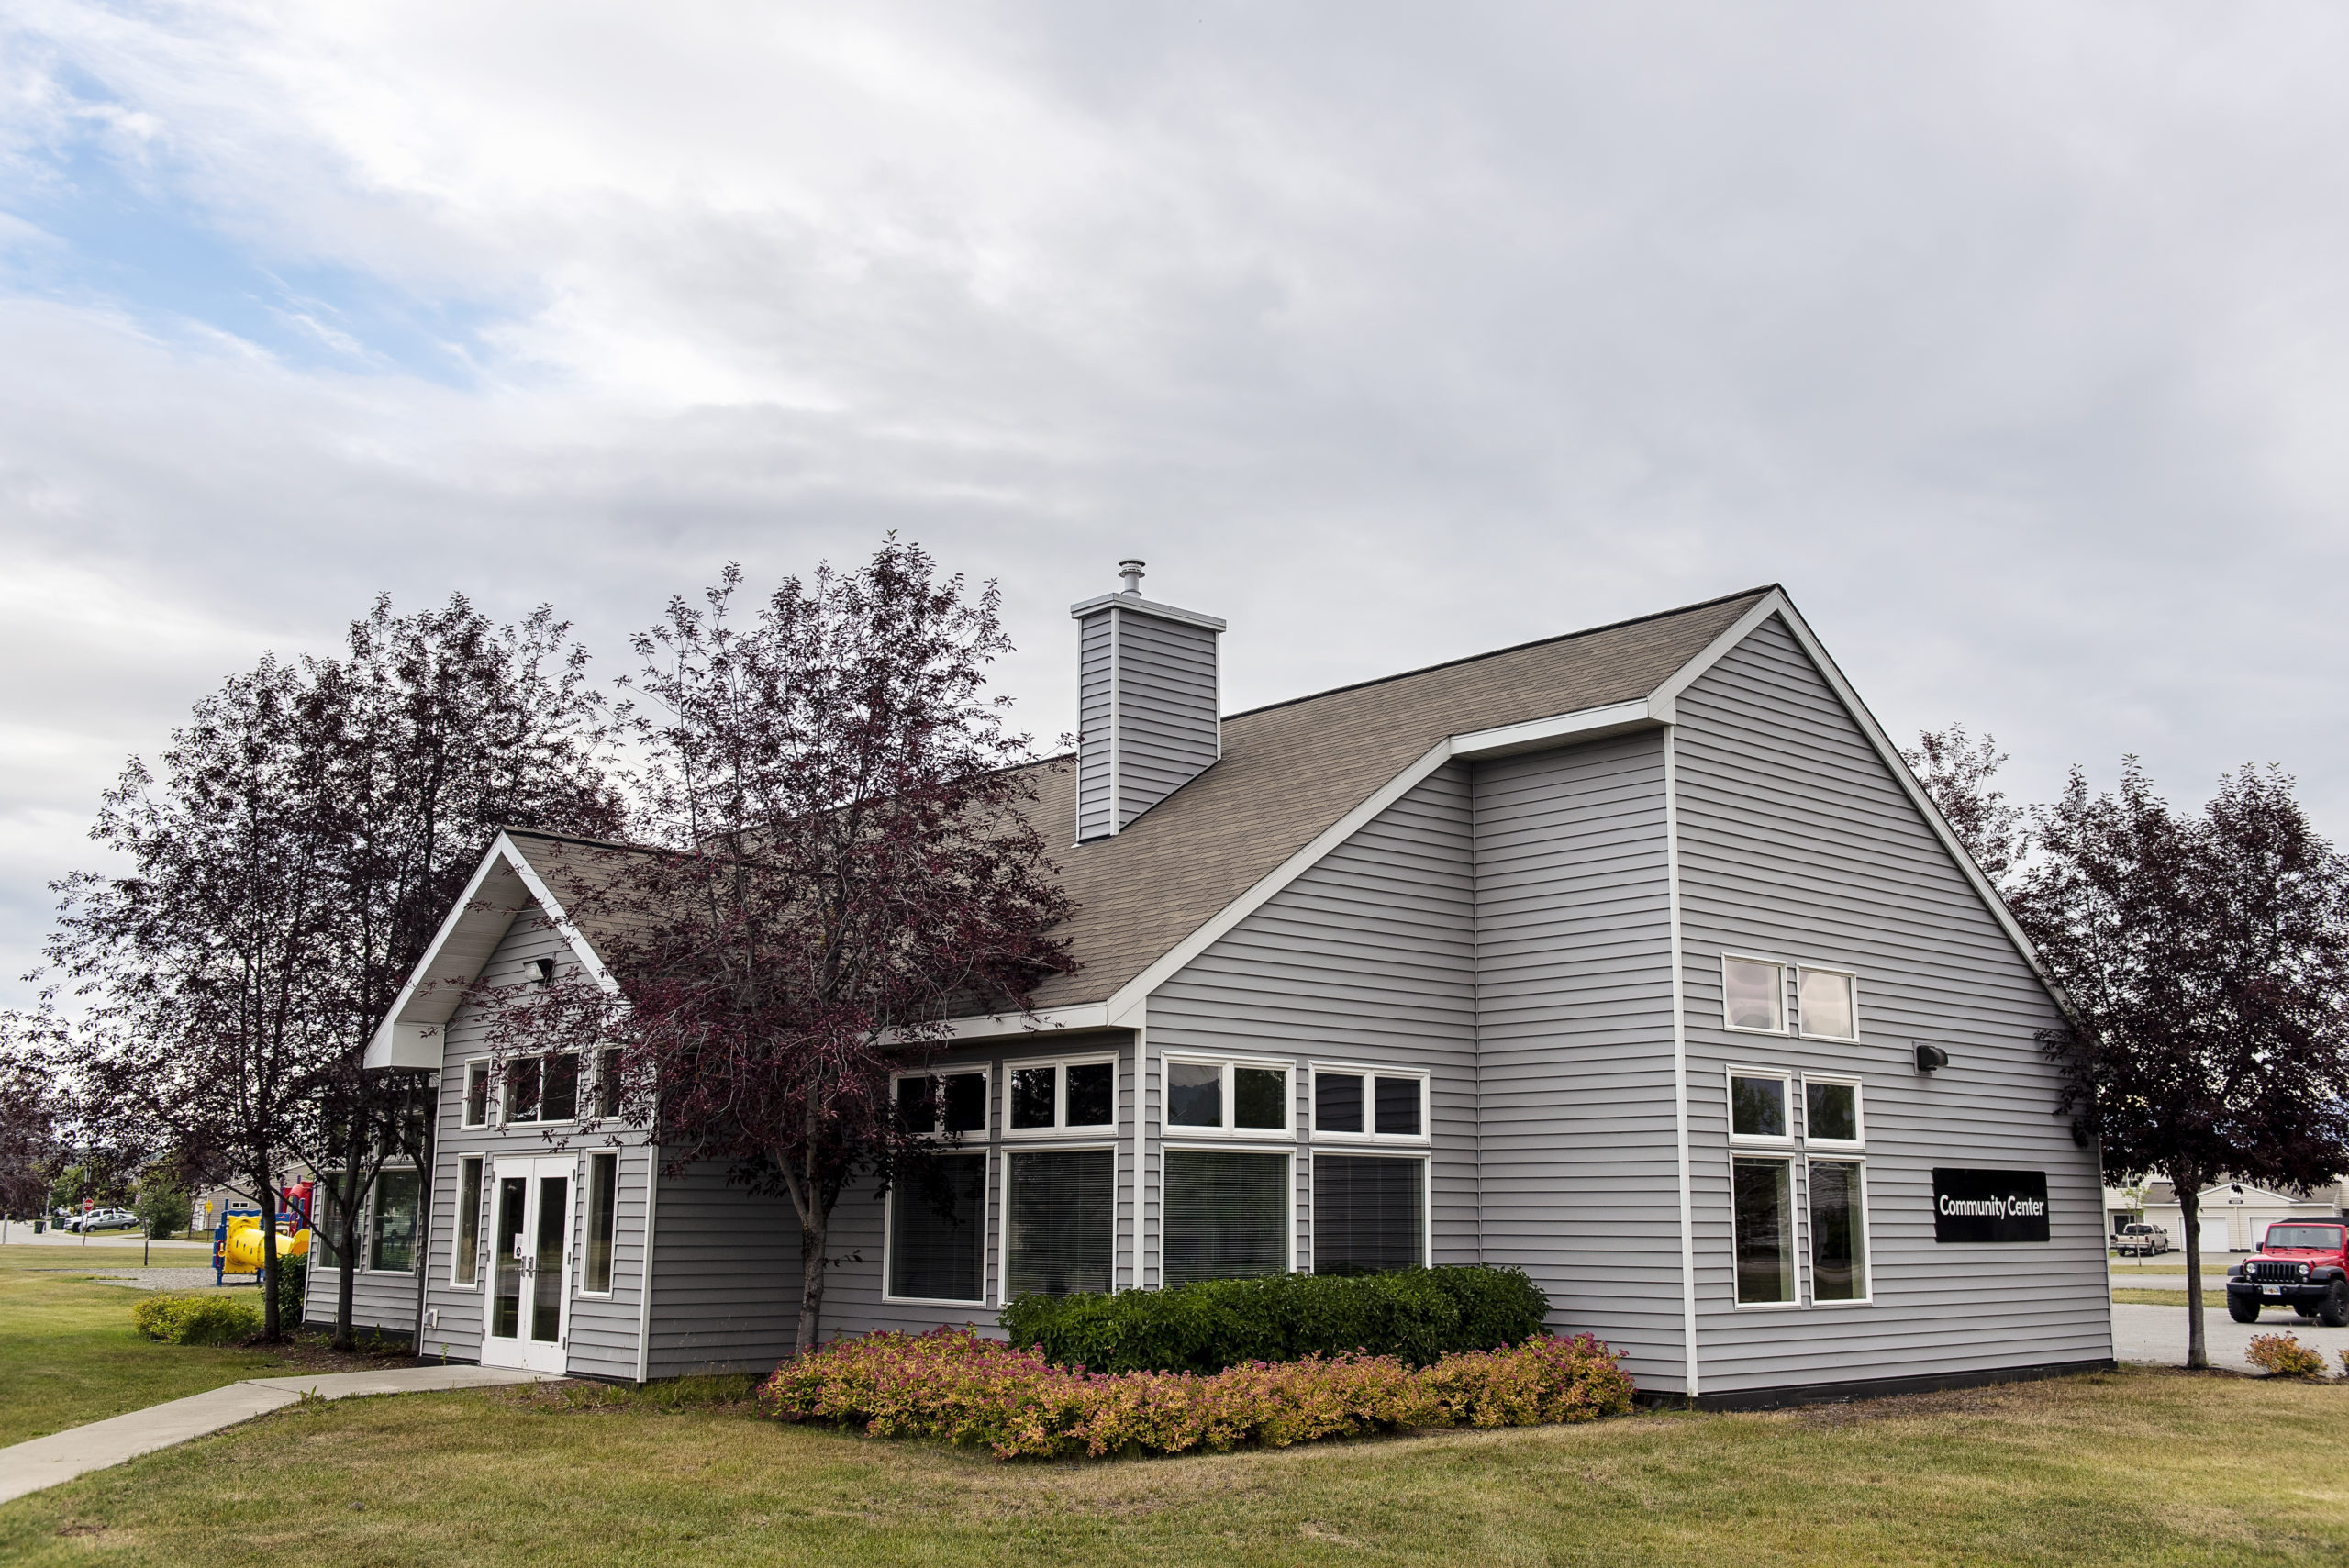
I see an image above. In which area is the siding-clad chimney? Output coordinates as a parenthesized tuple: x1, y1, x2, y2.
(1070, 561, 1225, 841)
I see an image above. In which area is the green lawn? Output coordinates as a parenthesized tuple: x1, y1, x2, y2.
(2107, 1256, 2231, 1276)
(3, 1366, 2346, 1565)
(0, 1246, 305, 1445)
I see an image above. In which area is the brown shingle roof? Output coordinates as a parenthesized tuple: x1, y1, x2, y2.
(1022, 586, 1772, 1008)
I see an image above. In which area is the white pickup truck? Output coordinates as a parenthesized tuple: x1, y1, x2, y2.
(2114, 1222, 2172, 1257)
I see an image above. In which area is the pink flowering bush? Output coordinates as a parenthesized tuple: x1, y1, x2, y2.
(2245, 1332, 2328, 1379)
(759, 1326, 1635, 1460)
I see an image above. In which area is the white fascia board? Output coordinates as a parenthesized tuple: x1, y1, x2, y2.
(1104, 737, 1456, 1026)
(361, 832, 617, 1071)
(921, 1004, 1114, 1043)
(1650, 589, 2068, 1006)
(1066, 592, 1228, 632)
(1451, 699, 1662, 759)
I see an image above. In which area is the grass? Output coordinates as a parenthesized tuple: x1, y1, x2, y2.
(0, 1245, 305, 1445)
(2107, 1256, 2231, 1276)
(3, 1366, 2347, 1565)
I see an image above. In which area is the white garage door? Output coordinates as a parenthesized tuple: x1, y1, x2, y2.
(2200, 1215, 2233, 1254)
(2251, 1215, 2296, 1251)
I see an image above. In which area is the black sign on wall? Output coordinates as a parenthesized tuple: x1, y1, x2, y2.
(1932, 1168, 2052, 1244)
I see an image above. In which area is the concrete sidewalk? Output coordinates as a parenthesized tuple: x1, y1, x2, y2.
(0, 1364, 554, 1506)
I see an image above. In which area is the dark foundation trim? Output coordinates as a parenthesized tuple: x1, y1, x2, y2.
(1667, 1358, 2117, 1412)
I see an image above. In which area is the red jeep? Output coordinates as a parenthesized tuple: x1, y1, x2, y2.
(2225, 1220, 2349, 1326)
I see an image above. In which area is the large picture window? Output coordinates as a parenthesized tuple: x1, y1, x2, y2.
(451, 1156, 483, 1286)
(1312, 1154, 1424, 1275)
(887, 1151, 988, 1304)
(1731, 1156, 1793, 1305)
(584, 1151, 618, 1295)
(1005, 1148, 1114, 1296)
(1809, 1159, 1868, 1302)
(369, 1169, 421, 1274)
(1163, 1149, 1288, 1285)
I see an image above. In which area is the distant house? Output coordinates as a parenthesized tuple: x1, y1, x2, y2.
(315, 577, 2113, 1407)
(2125, 1181, 2344, 1254)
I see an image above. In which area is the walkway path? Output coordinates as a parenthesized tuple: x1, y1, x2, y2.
(0, 1364, 556, 1506)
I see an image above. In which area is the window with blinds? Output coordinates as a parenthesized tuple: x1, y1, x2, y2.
(1005, 1148, 1114, 1296)
(1163, 1150, 1287, 1285)
(888, 1151, 989, 1303)
(1311, 1154, 1424, 1274)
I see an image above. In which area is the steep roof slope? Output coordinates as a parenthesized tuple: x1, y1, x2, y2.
(1022, 586, 1771, 1008)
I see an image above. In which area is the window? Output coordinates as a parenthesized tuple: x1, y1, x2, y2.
(1798, 968, 1859, 1040)
(1313, 1154, 1424, 1274)
(887, 1151, 987, 1304)
(316, 1171, 351, 1269)
(1312, 1068, 1427, 1141)
(584, 1151, 618, 1294)
(1163, 1150, 1288, 1284)
(369, 1169, 421, 1273)
(1003, 1059, 1112, 1134)
(595, 1048, 623, 1119)
(462, 1062, 491, 1128)
(1729, 1070, 1793, 1144)
(1721, 957, 1785, 1033)
(1732, 1157, 1794, 1305)
(451, 1156, 483, 1286)
(1163, 1058, 1289, 1134)
(896, 1070, 990, 1136)
(1809, 1159, 1868, 1302)
(1804, 1078, 1862, 1146)
(1006, 1148, 1114, 1296)
(504, 1053, 579, 1125)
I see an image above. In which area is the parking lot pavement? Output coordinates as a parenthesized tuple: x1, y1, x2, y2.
(2111, 1301, 2349, 1373)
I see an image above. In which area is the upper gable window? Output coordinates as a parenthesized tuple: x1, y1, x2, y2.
(1721, 957, 1785, 1034)
(1797, 968, 1859, 1041)
(1164, 1057, 1290, 1135)
(1006, 1058, 1116, 1135)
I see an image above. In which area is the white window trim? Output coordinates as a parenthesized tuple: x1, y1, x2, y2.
(1001, 1054, 1119, 1139)
(1307, 1148, 1431, 1273)
(576, 1150, 621, 1299)
(1000, 1141, 1120, 1304)
(1158, 1052, 1294, 1139)
(1795, 965, 1863, 1042)
(1804, 1155, 1874, 1307)
(362, 1163, 422, 1277)
(889, 1065, 994, 1140)
(1307, 1062, 1431, 1145)
(448, 1154, 484, 1290)
(1730, 1151, 1801, 1311)
(1720, 953, 1789, 1035)
(1158, 1142, 1297, 1280)
(1725, 1066, 1797, 1148)
(461, 1061, 491, 1129)
(1800, 1073, 1865, 1151)
(880, 1146, 992, 1308)
(500, 1051, 583, 1129)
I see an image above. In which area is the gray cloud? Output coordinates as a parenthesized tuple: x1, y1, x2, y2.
(4, 1, 2347, 1002)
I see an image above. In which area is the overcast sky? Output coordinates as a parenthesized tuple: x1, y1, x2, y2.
(4, 2, 2346, 1006)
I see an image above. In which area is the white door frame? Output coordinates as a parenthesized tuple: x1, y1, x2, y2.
(482, 1154, 574, 1373)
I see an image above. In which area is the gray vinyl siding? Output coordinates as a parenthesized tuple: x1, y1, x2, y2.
(647, 1165, 803, 1375)
(1672, 615, 2111, 1395)
(1146, 765, 1475, 1285)
(1111, 611, 1220, 830)
(1076, 612, 1115, 841)
(1470, 732, 1688, 1391)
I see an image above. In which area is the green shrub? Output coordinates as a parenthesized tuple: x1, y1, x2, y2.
(761, 1327, 1634, 1460)
(2246, 1332, 2327, 1378)
(275, 1257, 307, 1327)
(997, 1265, 1550, 1375)
(132, 1293, 262, 1346)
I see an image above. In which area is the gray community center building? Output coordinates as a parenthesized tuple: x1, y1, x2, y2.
(313, 573, 2114, 1407)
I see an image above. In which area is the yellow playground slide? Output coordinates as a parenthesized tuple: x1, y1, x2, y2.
(219, 1213, 310, 1274)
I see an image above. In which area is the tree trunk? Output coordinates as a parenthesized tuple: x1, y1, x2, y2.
(256, 1164, 282, 1341)
(796, 1209, 829, 1357)
(2179, 1183, 2207, 1371)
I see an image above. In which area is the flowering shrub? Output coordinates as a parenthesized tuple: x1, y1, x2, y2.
(131, 1293, 261, 1346)
(759, 1327, 1635, 1460)
(2245, 1333, 2328, 1379)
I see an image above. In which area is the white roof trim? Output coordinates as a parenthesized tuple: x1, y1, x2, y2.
(1650, 589, 2065, 1006)
(1452, 698, 1662, 759)
(1067, 592, 1227, 632)
(912, 1004, 1114, 1044)
(362, 832, 616, 1071)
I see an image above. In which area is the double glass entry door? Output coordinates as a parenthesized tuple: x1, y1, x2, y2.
(483, 1156, 572, 1373)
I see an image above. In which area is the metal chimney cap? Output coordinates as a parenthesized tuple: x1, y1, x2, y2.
(1118, 559, 1145, 594)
